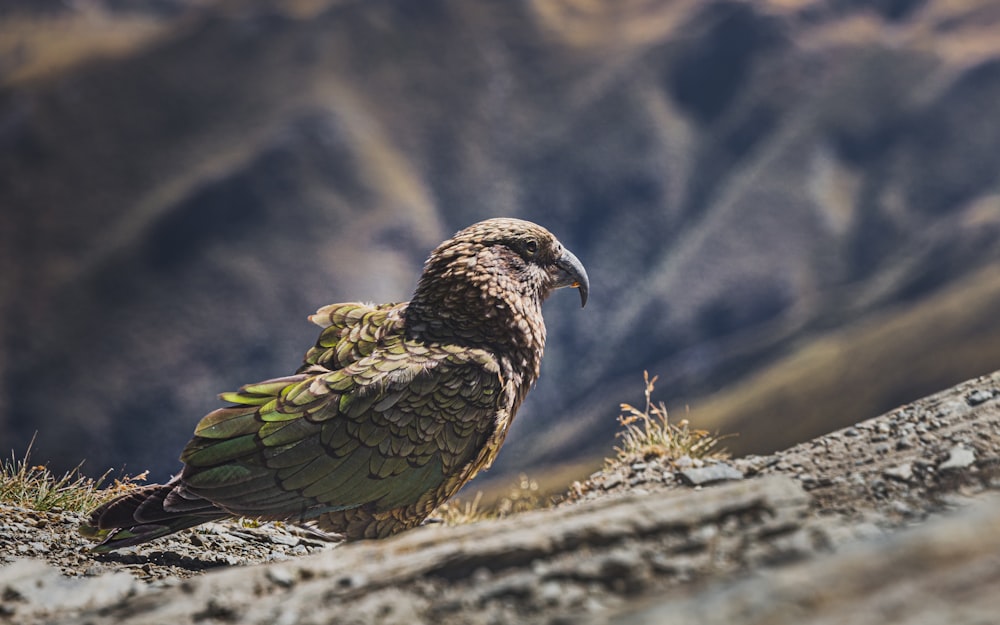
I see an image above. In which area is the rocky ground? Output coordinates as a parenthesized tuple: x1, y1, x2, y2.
(583, 370, 1000, 525)
(0, 509, 340, 585)
(2, 370, 999, 624)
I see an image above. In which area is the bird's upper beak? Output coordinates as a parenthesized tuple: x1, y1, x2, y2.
(551, 247, 589, 308)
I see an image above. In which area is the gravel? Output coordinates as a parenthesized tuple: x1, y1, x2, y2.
(0, 509, 339, 584)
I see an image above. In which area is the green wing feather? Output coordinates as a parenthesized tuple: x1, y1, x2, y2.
(178, 332, 504, 522)
(299, 302, 404, 371)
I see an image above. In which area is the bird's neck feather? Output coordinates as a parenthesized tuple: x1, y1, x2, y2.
(405, 255, 548, 384)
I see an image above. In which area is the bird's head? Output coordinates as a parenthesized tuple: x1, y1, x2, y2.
(407, 218, 588, 346)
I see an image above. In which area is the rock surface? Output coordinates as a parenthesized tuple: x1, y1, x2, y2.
(1, 369, 999, 624)
(612, 492, 1000, 625)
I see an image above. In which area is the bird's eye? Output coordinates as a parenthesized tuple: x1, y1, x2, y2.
(524, 240, 539, 256)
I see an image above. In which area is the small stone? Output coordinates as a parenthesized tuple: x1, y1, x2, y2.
(266, 566, 296, 588)
(883, 463, 913, 482)
(334, 572, 367, 590)
(891, 501, 915, 516)
(936, 399, 967, 417)
(870, 479, 888, 497)
(939, 444, 976, 470)
(538, 581, 563, 606)
(966, 390, 994, 406)
(269, 533, 300, 547)
(678, 463, 744, 486)
(844, 428, 861, 437)
(602, 472, 624, 490)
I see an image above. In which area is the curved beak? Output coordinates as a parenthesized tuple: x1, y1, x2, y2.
(551, 247, 589, 308)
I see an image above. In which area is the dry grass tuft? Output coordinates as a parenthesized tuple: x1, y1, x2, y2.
(613, 371, 730, 466)
(0, 436, 148, 513)
(435, 473, 547, 526)
(440, 372, 734, 523)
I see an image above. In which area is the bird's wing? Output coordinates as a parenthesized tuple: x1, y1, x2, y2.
(177, 338, 505, 519)
(298, 302, 405, 371)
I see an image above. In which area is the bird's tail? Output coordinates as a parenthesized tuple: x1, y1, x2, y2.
(80, 479, 228, 553)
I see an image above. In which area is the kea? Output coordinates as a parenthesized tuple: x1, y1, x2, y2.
(82, 218, 588, 552)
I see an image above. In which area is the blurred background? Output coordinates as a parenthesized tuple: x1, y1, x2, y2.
(3, 0, 1000, 494)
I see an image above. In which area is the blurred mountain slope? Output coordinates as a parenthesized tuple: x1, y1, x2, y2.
(2, 0, 1000, 484)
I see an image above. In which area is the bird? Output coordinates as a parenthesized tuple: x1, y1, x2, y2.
(81, 217, 588, 552)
